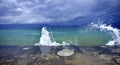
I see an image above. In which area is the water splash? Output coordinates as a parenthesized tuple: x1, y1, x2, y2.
(35, 27, 69, 56)
(90, 23, 120, 46)
(35, 27, 69, 46)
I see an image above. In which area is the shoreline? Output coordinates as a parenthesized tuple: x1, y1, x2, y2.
(0, 45, 120, 65)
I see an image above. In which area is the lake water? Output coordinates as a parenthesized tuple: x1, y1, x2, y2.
(0, 25, 112, 46)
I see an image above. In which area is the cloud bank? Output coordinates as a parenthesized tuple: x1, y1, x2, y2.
(0, 0, 119, 24)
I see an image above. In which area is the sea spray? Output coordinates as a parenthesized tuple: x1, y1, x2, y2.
(90, 23, 120, 46)
(35, 27, 69, 56)
(35, 27, 69, 46)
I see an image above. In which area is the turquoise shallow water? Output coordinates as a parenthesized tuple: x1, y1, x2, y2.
(0, 27, 112, 46)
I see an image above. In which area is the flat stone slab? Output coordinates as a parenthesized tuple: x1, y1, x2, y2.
(57, 49, 74, 56)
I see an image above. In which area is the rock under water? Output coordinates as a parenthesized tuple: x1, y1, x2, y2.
(57, 49, 74, 56)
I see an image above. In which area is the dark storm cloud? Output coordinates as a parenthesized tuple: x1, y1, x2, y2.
(0, 5, 22, 16)
(0, 0, 119, 24)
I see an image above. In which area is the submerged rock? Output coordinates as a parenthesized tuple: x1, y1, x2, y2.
(113, 57, 120, 65)
(99, 54, 112, 60)
(57, 49, 74, 56)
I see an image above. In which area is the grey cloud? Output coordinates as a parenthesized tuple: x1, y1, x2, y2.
(0, 0, 119, 24)
(33, 0, 96, 22)
(0, 0, 22, 16)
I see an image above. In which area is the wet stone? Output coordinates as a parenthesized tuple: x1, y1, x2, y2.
(114, 57, 120, 64)
(57, 49, 74, 56)
(99, 54, 112, 60)
(0, 46, 120, 65)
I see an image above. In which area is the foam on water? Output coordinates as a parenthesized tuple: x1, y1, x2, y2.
(90, 23, 120, 46)
(35, 27, 69, 46)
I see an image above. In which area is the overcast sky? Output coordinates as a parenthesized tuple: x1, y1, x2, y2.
(0, 0, 120, 24)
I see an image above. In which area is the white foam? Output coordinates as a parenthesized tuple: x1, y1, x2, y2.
(105, 40, 115, 46)
(23, 47, 29, 50)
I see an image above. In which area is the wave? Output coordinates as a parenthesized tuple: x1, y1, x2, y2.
(90, 22, 120, 46)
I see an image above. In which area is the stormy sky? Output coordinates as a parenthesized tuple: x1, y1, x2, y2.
(0, 0, 120, 25)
